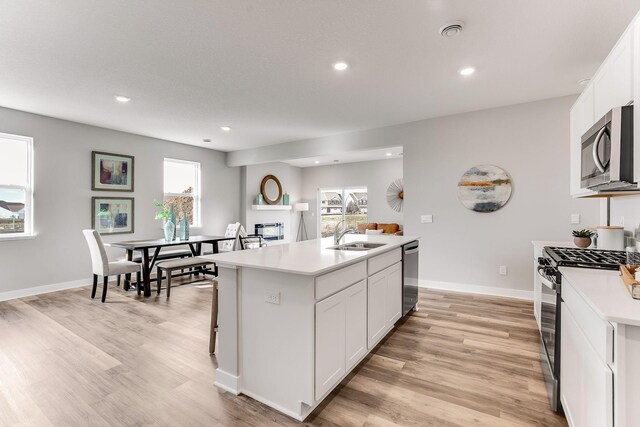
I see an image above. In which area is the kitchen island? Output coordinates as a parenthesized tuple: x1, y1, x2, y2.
(203, 234, 419, 421)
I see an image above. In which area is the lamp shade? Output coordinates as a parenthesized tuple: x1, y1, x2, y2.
(294, 203, 309, 212)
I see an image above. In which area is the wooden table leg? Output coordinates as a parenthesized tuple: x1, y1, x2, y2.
(142, 248, 151, 297)
(124, 249, 133, 291)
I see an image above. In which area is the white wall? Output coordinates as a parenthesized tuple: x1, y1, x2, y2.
(0, 106, 240, 296)
(402, 96, 599, 295)
(608, 196, 640, 244)
(227, 95, 601, 297)
(241, 162, 302, 242)
(300, 158, 403, 239)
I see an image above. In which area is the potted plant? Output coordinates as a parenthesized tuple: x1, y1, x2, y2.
(572, 229, 594, 248)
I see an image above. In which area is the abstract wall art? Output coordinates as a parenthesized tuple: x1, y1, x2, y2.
(457, 165, 512, 213)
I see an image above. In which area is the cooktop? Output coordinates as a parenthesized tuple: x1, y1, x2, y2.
(544, 246, 628, 270)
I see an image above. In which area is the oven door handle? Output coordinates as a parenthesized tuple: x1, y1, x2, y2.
(537, 266, 557, 291)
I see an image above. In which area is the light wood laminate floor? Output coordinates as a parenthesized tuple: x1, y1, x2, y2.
(0, 279, 567, 426)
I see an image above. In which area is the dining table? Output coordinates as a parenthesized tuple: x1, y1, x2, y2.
(108, 235, 234, 297)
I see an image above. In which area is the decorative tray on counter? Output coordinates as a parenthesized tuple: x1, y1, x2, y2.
(620, 265, 640, 300)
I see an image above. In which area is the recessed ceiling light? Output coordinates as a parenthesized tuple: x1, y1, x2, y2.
(220, 126, 231, 132)
(459, 67, 475, 76)
(385, 152, 392, 156)
(314, 160, 320, 164)
(333, 62, 348, 71)
(203, 139, 212, 143)
(114, 95, 131, 103)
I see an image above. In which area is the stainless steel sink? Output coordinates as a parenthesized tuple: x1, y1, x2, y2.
(327, 242, 387, 251)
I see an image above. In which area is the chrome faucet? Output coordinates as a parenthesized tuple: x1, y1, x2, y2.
(334, 220, 356, 245)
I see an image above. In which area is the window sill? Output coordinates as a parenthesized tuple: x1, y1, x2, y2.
(0, 234, 36, 242)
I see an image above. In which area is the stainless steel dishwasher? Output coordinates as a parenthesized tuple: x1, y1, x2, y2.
(402, 241, 419, 316)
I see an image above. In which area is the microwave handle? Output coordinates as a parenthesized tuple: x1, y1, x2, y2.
(592, 126, 609, 173)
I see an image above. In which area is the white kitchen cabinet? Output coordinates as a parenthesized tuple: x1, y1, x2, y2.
(569, 12, 640, 197)
(593, 30, 634, 120)
(345, 280, 367, 371)
(368, 261, 402, 349)
(561, 302, 614, 427)
(315, 289, 346, 399)
(570, 85, 596, 197)
(367, 269, 387, 348)
(385, 262, 402, 325)
(315, 280, 367, 399)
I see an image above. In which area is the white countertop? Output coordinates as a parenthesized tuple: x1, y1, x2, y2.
(560, 266, 640, 326)
(532, 240, 576, 250)
(204, 234, 419, 276)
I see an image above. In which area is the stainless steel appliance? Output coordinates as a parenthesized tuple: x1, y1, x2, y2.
(402, 241, 419, 316)
(536, 246, 627, 413)
(254, 222, 284, 241)
(581, 105, 634, 191)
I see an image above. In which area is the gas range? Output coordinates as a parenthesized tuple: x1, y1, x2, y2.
(543, 246, 627, 270)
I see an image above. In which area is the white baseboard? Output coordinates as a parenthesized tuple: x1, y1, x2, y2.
(0, 278, 90, 302)
(419, 279, 533, 301)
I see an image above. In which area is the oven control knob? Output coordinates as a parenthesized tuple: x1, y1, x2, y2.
(537, 257, 548, 265)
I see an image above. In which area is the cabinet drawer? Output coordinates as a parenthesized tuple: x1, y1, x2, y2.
(368, 248, 401, 276)
(316, 261, 366, 300)
(562, 281, 614, 365)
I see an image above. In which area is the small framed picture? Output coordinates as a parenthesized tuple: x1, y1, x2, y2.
(92, 151, 134, 191)
(92, 197, 134, 234)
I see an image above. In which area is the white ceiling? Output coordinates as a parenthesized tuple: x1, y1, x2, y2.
(284, 146, 403, 168)
(1, 1, 639, 152)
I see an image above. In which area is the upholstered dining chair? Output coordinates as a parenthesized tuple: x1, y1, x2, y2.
(218, 222, 246, 252)
(82, 229, 142, 303)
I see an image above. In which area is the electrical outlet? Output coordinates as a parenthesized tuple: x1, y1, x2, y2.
(421, 215, 433, 223)
(265, 290, 280, 305)
(571, 214, 581, 225)
(499, 265, 508, 276)
(621, 216, 625, 227)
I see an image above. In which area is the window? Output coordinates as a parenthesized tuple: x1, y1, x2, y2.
(318, 187, 367, 237)
(0, 133, 33, 238)
(163, 158, 201, 226)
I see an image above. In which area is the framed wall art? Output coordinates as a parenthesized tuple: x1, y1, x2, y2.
(92, 197, 135, 234)
(92, 151, 134, 191)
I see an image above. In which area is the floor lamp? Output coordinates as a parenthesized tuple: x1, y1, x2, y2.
(295, 203, 309, 242)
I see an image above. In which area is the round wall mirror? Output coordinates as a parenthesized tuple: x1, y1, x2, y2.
(260, 175, 283, 205)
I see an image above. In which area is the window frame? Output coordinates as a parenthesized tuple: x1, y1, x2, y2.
(0, 132, 34, 240)
(163, 158, 201, 228)
(317, 186, 367, 238)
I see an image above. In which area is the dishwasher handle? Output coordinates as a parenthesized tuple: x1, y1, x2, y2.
(404, 247, 419, 255)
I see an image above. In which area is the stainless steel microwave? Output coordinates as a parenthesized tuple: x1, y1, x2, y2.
(581, 105, 634, 191)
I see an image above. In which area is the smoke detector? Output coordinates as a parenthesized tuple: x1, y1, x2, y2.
(578, 78, 591, 87)
(439, 21, 465, 38)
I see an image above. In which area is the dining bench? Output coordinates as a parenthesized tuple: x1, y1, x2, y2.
(156, 256, 216, 297)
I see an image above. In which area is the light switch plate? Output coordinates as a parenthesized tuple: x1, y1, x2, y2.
(571, 214, 581, 225)
(499, 266, 508, 276)
(421, 215, 433, 223)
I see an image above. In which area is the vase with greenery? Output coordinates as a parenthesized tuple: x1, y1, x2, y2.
(155, 200, 176, 242)
(572, 229, 594, 248)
